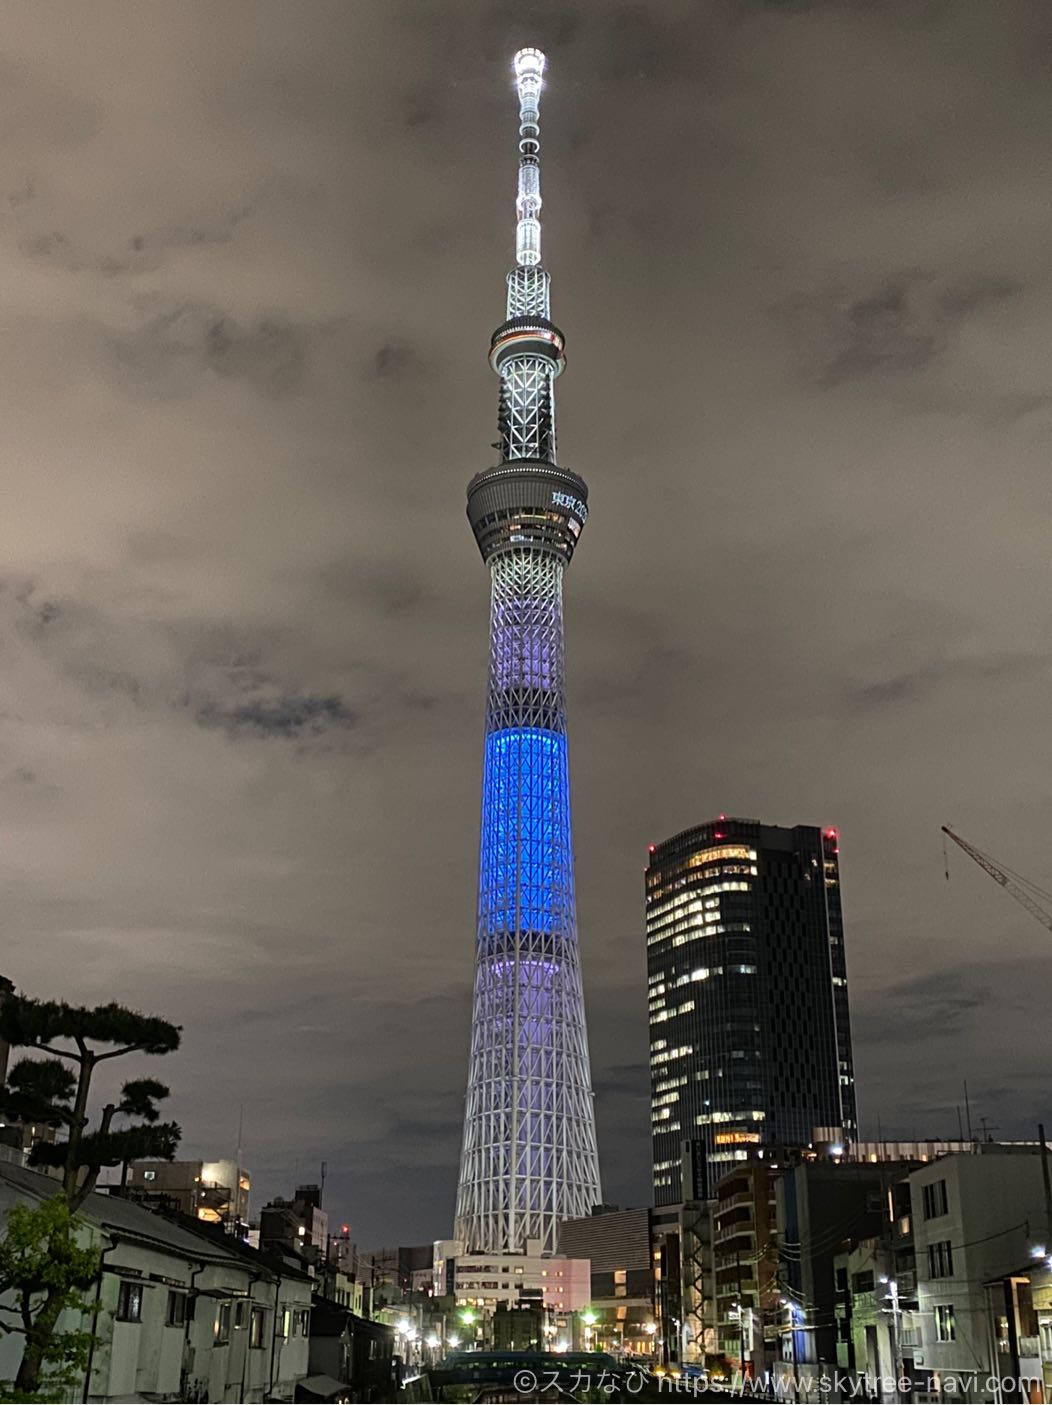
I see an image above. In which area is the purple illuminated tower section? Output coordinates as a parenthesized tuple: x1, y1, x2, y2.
(455, 48, 602, 1255)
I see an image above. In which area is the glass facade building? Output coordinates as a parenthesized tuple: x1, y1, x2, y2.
(645, 818, 856, 1203)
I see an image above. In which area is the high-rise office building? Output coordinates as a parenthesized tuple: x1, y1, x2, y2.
(645, 818, 856, 1202)
(453, 49, 602, 1255)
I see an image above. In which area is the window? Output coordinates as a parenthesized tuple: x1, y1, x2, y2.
(280, 1308, 291, 1339)
(117, 1281, 143, 1323)
(250, 1306, 266, 1349)
(215, 1301, 232, 1344)
(935, 1304, 956, 1342)
(166, 1291, 187, 1327)
(296, 1308, 310, 1337)
(928, 1240, 954, 1279)
(923, 1180, 949, 1219)
(143, 1170, 156, 1182)
(1040, 1320, 1052, 1361)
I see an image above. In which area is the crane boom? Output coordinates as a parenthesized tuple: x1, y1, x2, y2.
(942, 825, 1052, 934)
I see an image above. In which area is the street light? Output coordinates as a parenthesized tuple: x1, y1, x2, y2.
(581, 1309, 597, 1352)
(447, 1334, 461, 1349)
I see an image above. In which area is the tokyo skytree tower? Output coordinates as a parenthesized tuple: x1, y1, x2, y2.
(454, 49, 602, 1256)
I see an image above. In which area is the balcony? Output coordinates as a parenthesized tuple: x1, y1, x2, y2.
(717, 1191, 756, 1212)
(714, 1226, 756, 1249)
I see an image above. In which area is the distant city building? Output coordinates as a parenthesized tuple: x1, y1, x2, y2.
(260, 1183, 328, 1264)
(125, 1157, 250, 1233)
(362, 1244, 434, 1303)
(646, 818, 856, 1202)
(557, 1207, 659, 1357)
(491, 1301, 547, 1351)
(775, 1156, 923, 1384)
(649, 1198, 713, 1366)
(0, 976, 56, 1170)
(433, 1238, 590, 1320)
(710, 1159, 780, 1372)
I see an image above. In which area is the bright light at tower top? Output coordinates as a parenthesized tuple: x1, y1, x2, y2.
(514, 47, 546, 85)
(512, 48, 546, 268)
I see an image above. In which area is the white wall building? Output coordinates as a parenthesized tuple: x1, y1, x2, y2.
(433, 1238, 591, 1316)
(0, 1161, 312, 1403)
(910, 1147, 1050, 1402)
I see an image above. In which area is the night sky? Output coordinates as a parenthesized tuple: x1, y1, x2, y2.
(3, 1, 1051, 1248)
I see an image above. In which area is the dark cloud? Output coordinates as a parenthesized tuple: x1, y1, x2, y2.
(848, 651, 1050, 711)
(206, 316, 306, 395)
(776, 271, 1024, 387)
(105, 304, 309, 399)
(371, 341, 426, 380)
(854, 970, 982, 1044)
(195, 693, 357, 739)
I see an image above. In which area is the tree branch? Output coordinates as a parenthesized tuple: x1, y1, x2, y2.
(95, 1045, 143, 1062)
(34, 1043, 81, 1063)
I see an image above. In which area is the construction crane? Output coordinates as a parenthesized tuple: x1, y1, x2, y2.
(942, 825, 1052, 935)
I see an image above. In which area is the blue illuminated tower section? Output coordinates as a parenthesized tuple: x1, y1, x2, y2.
(455, 48, 602, 1255)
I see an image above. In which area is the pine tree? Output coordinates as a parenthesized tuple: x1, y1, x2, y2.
(0, 993, 182, 1396)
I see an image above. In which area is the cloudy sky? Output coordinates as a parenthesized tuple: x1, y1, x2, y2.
(2, 0, 1051, 1247)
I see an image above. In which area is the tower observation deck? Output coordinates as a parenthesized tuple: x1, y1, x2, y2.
(454, 48, 602, 1256)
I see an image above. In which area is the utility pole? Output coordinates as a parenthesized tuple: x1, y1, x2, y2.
(789, 1305, 800, 1403)
(882, 1277, 903, 1405)
(1039, 1124, 1052, 1246)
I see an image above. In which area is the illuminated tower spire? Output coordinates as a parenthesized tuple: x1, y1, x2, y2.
(455, 48, 601, 1255)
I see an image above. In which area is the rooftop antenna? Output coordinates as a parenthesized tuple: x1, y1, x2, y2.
(513, 47, 545, 269)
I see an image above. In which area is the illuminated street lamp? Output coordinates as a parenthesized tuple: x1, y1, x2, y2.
(581, 1308, 598, 1351)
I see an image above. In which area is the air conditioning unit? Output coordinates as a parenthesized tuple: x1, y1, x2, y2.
(914, 1352, 924, 1366)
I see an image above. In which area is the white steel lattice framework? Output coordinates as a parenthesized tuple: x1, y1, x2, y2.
(456, 49, 601, 1255)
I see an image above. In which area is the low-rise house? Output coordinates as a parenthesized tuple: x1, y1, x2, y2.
(0, 1161, 312, 1403)
(909, 1146, 1051, 1402)
(302, 1297, 394, 1403)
